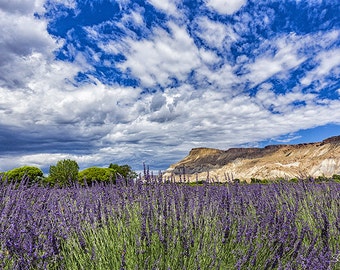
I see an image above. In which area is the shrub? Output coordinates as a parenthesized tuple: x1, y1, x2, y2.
(332, 174, 340, 182)
(250, 178, 262, 183)
(3, 166, 44, 184)
(78, 167, 116, 185)
(289, 178, 299, 183)
(315, 175, 330, 182)
(108, 163, 137, 179)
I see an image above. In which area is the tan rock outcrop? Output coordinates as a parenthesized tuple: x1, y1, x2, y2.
(164, 136, 340, 182)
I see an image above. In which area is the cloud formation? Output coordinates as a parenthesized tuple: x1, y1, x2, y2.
(205, 0, 246, 15)
(119, 22, 200, 87)
(0, 0, 339, 173)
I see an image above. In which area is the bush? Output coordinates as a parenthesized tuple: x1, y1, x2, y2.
(108, 163, 137, 179)
(3, 166, 44, 184)
(315, 175, 330, 183)
(289, 178, 299, 183)
(332, 174, 340, 183)
(78, 167, 116, 185)
(48, 159, 79, 186)
(250, 178, 262, 183)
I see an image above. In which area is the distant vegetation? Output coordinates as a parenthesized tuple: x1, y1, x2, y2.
(2, 159, 340, 188)
(248, 175, 340, 184)
(1, 159, 137, 187)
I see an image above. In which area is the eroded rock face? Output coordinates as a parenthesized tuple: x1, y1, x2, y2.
(164, 136, 340, 182)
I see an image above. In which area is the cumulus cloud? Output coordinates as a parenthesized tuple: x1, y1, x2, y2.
(0, 7, 61, 88)
(150, 92, 167, 112)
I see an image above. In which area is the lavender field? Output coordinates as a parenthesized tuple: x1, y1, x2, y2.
(1, 175, 340, 269)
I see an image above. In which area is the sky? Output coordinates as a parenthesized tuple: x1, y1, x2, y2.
(0, 0, 339, 174)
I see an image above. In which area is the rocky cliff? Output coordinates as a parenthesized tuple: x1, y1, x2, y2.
(164, 135, 340, 182)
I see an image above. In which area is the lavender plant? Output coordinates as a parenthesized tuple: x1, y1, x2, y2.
(0, 174, 339, 269)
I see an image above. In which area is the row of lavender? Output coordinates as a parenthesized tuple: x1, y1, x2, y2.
(1, 176, 340, 269)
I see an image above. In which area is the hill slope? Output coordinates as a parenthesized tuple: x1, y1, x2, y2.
(164, 136, 340, 181)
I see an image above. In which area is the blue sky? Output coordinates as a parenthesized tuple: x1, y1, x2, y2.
(0, 0, 339, 173)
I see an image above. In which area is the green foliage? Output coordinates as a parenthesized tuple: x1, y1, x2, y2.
(289, 177, 299, 183)
(260, 179, 271, 184)
(78, 167, 116, 185)
(108, 163, 137, 179)
(3, 166, 43, 184)
(315, 175, 330, 182)
(332, 174, 340, 182)
(189, 180, 206, 186)
(48, 159, 79, 186)
(250, 177, 262, 183)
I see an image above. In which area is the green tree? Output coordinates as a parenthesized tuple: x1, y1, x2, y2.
(4, 166, 44, 184)
(78, 167, 116, 185)
(108, 163, 137, 179)
(48, 159, 79, 186)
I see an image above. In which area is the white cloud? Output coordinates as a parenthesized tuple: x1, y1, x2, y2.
(147, 0, 180, 16)
(199, 48, 221, 65)
(0, 0, 46, 14)
(254, 84, 316, 114)
(1, 69, 141, 127)
(194, 16, 238, 50)
(194, 63, 236, 92)
(0, 4, 62, 89)
(47, 0, 78, 10)
(300, 48, 340, 86)
(128, 10, 144, 25)
(0, 152, 107, 173)
(2, 81, 340, 173)
(0, 10, 57, 53)
(118, 22, 200, 87)
(205, 0, 247, 15)
(0, 4, 142, 156)
(244, 34, 307, 87)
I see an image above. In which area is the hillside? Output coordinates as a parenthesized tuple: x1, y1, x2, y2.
(164, 136, 340, 182)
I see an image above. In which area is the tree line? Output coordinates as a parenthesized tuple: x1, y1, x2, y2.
(0, 159, 137, 187)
